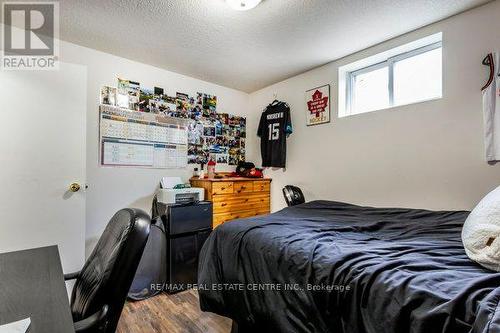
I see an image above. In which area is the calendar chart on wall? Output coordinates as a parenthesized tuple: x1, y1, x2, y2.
(99, 105, 188, 168)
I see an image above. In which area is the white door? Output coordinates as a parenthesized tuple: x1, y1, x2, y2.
(0, 62, 87, 274)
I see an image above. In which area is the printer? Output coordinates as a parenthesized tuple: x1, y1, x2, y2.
(156, 177, 204, 205)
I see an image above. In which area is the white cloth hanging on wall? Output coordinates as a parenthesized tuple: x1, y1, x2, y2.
(482, 52, 500, 162)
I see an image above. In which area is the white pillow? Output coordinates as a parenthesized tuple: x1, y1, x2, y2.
(462, 186, 500, 271)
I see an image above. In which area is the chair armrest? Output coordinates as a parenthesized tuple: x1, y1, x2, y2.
(74, 304, 109, 333)
(64, 271, 81, 281)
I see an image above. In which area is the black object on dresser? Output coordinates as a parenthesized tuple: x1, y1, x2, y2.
(161, 201, 213, 293)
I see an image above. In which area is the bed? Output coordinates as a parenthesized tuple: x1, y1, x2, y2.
(198, 200, 500, 333)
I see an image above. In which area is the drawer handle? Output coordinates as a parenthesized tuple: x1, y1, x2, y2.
(221, 187, 226, 190)
(241, 186, 246, 190)
(221, 203, 227, 207)
(245, 199, 249, 202)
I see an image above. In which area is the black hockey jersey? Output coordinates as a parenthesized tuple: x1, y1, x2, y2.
(257, 102, 292, 168)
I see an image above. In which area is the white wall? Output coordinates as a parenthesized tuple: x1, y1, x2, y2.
(59, 42, 250, 255)
(248, 0, 500, 213)
(6, 1, 499, 258)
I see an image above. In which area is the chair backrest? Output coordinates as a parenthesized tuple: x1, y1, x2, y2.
(70, 208, 151, 332)
(282, 185, 306, 207)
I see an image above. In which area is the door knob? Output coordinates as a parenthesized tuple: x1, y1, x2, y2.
(69, 183, 81, 192)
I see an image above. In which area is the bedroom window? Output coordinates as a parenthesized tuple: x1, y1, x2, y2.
(339, 33, 442, 117)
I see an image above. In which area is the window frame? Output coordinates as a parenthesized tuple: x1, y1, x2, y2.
(346, 41, 442, 116)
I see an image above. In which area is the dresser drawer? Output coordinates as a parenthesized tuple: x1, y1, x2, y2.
(212, 182, 234, 195)
(233, 181, 253, 194)
(212, 192, 269, 203)
(253, 181, 271, 192)
(212, 193, 270, 213)
(213, 208, 270, 227)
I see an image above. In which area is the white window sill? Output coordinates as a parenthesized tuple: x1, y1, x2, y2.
(339, 95, 443, 118)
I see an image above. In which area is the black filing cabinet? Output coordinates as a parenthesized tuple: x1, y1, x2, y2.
(162, 201, 212, 293)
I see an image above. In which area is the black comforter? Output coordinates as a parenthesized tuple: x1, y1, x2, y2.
(198, 201, 500, 333)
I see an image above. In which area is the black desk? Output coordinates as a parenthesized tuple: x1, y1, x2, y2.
(0, 246, 75, 332)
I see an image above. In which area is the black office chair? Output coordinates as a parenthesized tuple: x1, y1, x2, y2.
(282, 185, 306, 207)
(64, 208, 151, 333)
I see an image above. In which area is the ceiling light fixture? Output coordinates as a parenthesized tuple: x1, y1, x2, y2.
(226, 0, 262, 11)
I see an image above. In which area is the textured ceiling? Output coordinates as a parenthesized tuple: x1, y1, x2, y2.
(44, 0, 495, 92)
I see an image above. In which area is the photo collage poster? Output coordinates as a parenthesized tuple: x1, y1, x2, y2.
(100, 78, 246, 166)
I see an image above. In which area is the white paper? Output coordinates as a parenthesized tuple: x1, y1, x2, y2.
(99, 106, 188, 169)
(0, 318, 31, 333)
(161, 176, 182, 189)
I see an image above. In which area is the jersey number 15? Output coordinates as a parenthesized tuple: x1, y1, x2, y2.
(268, 123, 279, 141)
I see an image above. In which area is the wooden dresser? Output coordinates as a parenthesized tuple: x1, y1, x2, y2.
(190, 177, 271, 228)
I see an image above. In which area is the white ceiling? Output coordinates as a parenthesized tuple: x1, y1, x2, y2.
(54, 0, 492, 92)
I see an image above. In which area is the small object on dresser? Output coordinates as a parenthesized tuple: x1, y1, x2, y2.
(193, 167, 200, 178)
(236, 161, 263, 178)
(236, 162, 255, 175)
(207, 159, 216, 179)
(199, 163, 205, 179)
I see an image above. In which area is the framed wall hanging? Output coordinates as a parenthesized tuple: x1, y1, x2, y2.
(305, 84, 330, 126)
